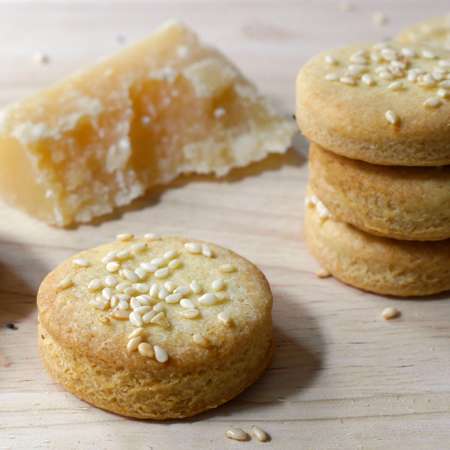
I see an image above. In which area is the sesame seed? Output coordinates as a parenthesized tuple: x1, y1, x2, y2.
(116, 233, 134, 241)
(122, 269, 139, 282)
(104, 276, 118, 287)
(150, 311, 170, 328)
(388, 81, 404, 91)
(129, 311, 144, 327)
(401, 47, 416, 58)
(88, 278, 103, 291)
(150, 257, 164, 267)
(106, 261, 120, 273)
(225, 428, 250, 442)
(118, 299, 129, 311)
(102, 287, 113, 301)
(361, 74, 375, 86)
(101, 251, 117, 264)
(180, 308, 200, 319)
(347, 64, 367, 76)
(141, 116, 151, 125)
(165, 293, 182, 304)
(140, 262, 158, 273)
(116, 282, 129, 292)
(134, 283, 150, 293)
(440, 80, 450, 89)
(339, 75, 356, 85)
(325, 73, 339, 81)
(142, 310, 157, 324)
(164, 281, 177, 293)
(110, 296, 119, 308)
(57, 276, 73, 290)
(130, 242, 147, 253)
(91, 297, 109, 310)
(158, 287, 169, 300)
(138, 342, 154, 358)
(381, 307, 400, 320)
(211, 279, 226, 291)
(421, 49, 436, 59)
(127, 336, 142, 353)
(213, 107, 226, 118)
(128, 328, 145, 339)
(149, 283, 159, 298)
(372, 11, 388, 27)
(198, 293, 219, 306)
(33, 51, 50, 65)
(423, 96, 442, 108)
(144, 233, 158, 239)
(380, 48, 397, 61)
(418, 74, 436, 87)
(184, 242, 202, 254)
(155, 267, 169, 279)
(202, 244, 214, 258)
(316, 268, 331, 278)
(124, 286, 137, 296)
(325, 55, 338, 65)
(437, 88, 449, 98)
(134, 267, 148, 280)
(217, 311, 232, 325)
(192, 333, 209, 347)
(153, 302, 165, 313)
(113, 309, 129, 319)
(385, 110, 400, 125)
(220, 264, 237, 273)
(190, 280, 202, 294)
(73, 258, 90, 267)
(163, 250, 178, 261)
(180, 298, 195, 308)
(174, 286, 191, 296)
(168, 258, 181, 269)
(135, 294, 152, 305)
(251, 426, 270, 442)
(133, 305, 152, 314)
(153, 345, 168, 363)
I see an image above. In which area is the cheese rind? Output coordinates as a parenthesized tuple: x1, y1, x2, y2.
(0, 21, 295, 226)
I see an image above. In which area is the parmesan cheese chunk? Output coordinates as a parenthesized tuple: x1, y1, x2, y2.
(0, 20, 295, 226)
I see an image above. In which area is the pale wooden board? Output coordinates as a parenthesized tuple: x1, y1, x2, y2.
(1, 1, 449, 449)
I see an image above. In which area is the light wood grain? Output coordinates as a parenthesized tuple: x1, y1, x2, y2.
(1, 1, 449, 449)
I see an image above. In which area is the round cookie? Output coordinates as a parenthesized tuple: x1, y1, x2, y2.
(37, 235, 273, 419)
(296, 42, 450, 166)
(309, 143, 450, 241)
(304, 191, 450, 297)
(397, 15, 450, 50)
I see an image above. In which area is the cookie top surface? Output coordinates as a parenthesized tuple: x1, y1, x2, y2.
(296, 41, 450, 164)
(397, 15, 450, 49)
(37, 235, 272, 371)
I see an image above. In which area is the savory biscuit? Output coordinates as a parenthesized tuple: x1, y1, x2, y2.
(38, 235, 273, 419)
(397, 15, 450, 49)
(304, 191, 450, 297)
(296, 42, 450, 166)
(309, 143, 450, 241)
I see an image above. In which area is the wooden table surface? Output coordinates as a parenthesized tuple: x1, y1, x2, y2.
(1, 1, 449, 449)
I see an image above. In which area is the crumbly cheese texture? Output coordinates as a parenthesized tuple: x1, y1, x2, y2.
(37, 235, 273, 418)
(0, 21, 295, 226)
(397, 15, 450, 50)
(296, 41, 450, 166)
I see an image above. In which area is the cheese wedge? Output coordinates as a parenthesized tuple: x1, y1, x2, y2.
(0, 21, 295, 226)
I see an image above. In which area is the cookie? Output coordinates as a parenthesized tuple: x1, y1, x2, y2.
(296, 42, 450, 166)
(397, 15, 450, 50)
(309, 143, 450, 241)
(304, 190, 450, 297)
(37, 235, 273, 419)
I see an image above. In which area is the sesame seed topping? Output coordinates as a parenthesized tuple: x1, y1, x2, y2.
(385, 110, 400, 125)
(144, 233, 158, 239)
(220, 264, 237, 273)
(214, 107, 226, 119)
(361, 74, 376, 86)
(388, 81, 404, 91)
(134, 267, 148, 280)
(155, 267, 170, 279)
(180, 308, 200, 319)
(150, 311, 170, 328)
(180, 298, 195, 308)
(165, 293, 182, 304)
(192, 333, 209, 347)
(163, 250, 178, 261)
(217, 311, 232, 325)
(122, 269, 139, 282)
(129, 311, 144, 327)
(168, 258, 181, 269)
(33, 51, 50, 65)
(127, 336, 142, 352)
(104, 275, 118, 287)
(158, 286, 169, 300)
(164, 281, 177, 293)
(149, 283, 159, 298)
(184, 242, 202, 254)
(128, 328, 145, 339)
(150, 257, 164, 267)
(57, 276, 73, 290)
(372, 11, 387, 27)
(138, 342, 154, 358)
(198, 293, 219, 305)
(423, 96, 442, 108)
(135, 283, 150, 293)
(142, 310, 157, 324)
(130, 242, 146, 253)
(140, 262, 158, 273)
(339, 75, 356, 85)
(211, 279, 226, 291)
(421, 49, 436, 59)
(153, 302, 165, 313)
(251, 426, 270, 442)
(116, 233, 134, 241)
(153, 345, 168, 363)
(381, 307, 401, 320)
(325, 55, 338, 65)
(201, 244, 214, 258)
(190, 280, 202, 294)
(225, 428, 250, 442)
(113, 309, 129, 320)
(102, 251, 117, 264)
(106, 261, 120, 273)
(325, 73, 339, 81)
(88, 278, 103, 291)
(73, 258, 90, 267)
(174, 286, 191, 296)
(437, 88, 450, 98)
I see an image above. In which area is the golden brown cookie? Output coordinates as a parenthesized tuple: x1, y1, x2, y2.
(38, 235, 273, 419)
(296, 42, 450, 166)
(304, 191, 450, 297)
(397, 15, 450, 49)
(309, 143, 450, 241)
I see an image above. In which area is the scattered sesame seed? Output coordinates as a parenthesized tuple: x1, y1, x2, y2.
(251, 426, 270, 442)
(437, 88, 449, 98)
(158, 286, 169, 300)
(214, 107, 226, 118)
(104, 276, 118, 287)
(153, 345, 168, 363)
(138, 342, 154, 358)
(122, 269, 139, 282)
(128, 328, 145, 339)
(192, 333, 209, 347)
(211, 279, 226, 291)
(113, 309, 129, 319)
(401, 47, 416, 58)
(142, 310, 157, 324)
(153, 302, 165, 313)
(180, 308, 200, 319)
(155, 267, 170, 279)
(325, 73, 339, 81)
(102, 251, 117, 264)
(127, 336, 142, 353)
(33, 51, 49, 65)
(174, 286, 191, 296)
(130, 242, 147, 253)
(220, 264, 237, 273)
(106, 261, 120, 273)
(150, 257, 164, 267)
(116, 233, 134, 241)
(57, 276, 73, 290)
(423, 96, 442, 108)
(135, 283, 150, 293)
(225, 428, 250, 442)
(316, 268, 331, 279)
(381, 307, 401, 320)
(144, 233, 158, 239)
(180, 298, 195, 308)
(339, 75, 356, 85)
(202, 244, 214, 258)
(73, 258, 90, 267)
(372, 11, 388, 27)
(140, 262, 158, 273)
(129, 311, 144, 327)
(217, 311, 232, 325)
(361, 74, 376, 86)
(102, 287, 113, 301)
(325, 55, 338, 65)
(168, 258, 181, 269)
(198, 293, 219, 305)
(88, 278, 103, 291)
(163, 250, 178, 261)
(134, 267, 148, 280)
(388, 81, 404, 91)
(150, 311, 170, 328)
(421, 49, 436, 59)
(184, 242, 202, 254)
(190, 280, 203, 294)
(165, 293, 182, 304)
(385, 110, 400, 125)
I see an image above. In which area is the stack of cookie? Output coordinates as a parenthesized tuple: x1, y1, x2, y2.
(296, 32, 450, 296)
